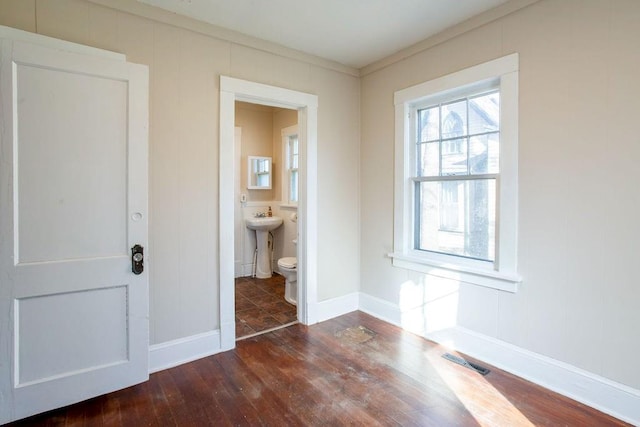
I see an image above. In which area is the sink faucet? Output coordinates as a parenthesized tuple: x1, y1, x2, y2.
(254, 212, 266, 218)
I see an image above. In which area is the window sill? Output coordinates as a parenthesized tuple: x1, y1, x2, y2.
(387, 252, 521, 293)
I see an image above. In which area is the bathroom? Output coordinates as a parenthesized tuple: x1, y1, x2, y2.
(233, 101, 299, 338)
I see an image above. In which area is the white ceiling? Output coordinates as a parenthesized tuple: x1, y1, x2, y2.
(137, 0, 510, 69)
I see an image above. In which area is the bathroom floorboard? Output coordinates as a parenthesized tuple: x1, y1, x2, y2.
(8, 311, 629, 426)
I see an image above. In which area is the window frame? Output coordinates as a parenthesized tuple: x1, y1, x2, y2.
(281, 125, 299, 206)
(392, 54, 521, 292)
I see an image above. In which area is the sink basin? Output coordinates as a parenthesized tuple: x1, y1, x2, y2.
(246, 216, 283, 231)
(246, 216, 283, 278)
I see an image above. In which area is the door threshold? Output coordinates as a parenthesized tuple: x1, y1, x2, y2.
(236, 321, 299, 341)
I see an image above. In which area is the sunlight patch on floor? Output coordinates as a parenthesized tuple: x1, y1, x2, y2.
(426, 348, 534, 426)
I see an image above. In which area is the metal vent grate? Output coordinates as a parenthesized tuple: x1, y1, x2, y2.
(442, 352, 490, 376)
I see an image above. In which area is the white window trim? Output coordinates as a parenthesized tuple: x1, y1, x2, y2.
(391, 53, 521, 293)
(281, 124, 299, 206)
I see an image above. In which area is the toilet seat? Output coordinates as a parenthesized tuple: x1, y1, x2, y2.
(278, 257, 297, 269)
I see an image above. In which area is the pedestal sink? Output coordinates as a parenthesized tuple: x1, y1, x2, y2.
(246, 216, 283, 278)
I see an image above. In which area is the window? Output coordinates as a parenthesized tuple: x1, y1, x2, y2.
(392, 54, 521, 292)
(415, 90, 499, 261)
(282, 125, 299, 205)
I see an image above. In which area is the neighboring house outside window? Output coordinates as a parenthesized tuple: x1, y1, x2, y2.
(416, 90, 499, 262)
(392, 54, 521, 292)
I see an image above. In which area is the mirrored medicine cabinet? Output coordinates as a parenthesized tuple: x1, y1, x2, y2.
(247, 156, 272, 189)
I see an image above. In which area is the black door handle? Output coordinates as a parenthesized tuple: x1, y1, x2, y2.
(131, 244, 144, 275)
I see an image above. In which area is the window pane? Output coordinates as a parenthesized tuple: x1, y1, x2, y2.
(441, 100, 467, 138)
(290, 170, 298, 203)
(469, 132, 499, 174)
(441, 138, 467, 175)
(418, 107, 439, 142)
(418, 141, 439, 176)
(469, 92, 499, 135)
(416, 179, 496, 261)
(289, 137, 299, 169)
(440, 181, 462, 232)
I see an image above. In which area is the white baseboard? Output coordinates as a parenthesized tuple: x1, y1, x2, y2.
(148, 330, 222, 374)
(233, 263, 254, 278)
(358, 292, 640, 425)
(316, 292, 359, 323)
(358, 292, 403, 326)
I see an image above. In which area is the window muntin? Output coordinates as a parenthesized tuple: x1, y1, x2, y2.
(417, 91, 500, 177)
(413, 90, 499, 263)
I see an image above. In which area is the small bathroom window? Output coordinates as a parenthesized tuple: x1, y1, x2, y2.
(282, 125, 299, 205)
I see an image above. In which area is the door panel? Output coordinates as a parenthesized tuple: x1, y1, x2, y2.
(16, 63, 128, 263)
(0, 36, 149, 424)
(17, 286, 128, 385)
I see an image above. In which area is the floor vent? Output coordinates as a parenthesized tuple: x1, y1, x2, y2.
(442, 352, 490, 376)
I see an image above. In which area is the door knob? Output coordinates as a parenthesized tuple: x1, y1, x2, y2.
(131, 244, 144, 275)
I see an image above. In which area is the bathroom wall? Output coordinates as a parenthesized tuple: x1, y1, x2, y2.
(0, 0, 361, 345)
(235, 102, 275, 203)
(360, 0, 640, 392)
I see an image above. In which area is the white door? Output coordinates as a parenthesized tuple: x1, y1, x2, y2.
(0, 37, 149, 424)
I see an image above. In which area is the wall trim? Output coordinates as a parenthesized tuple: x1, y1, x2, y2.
(0, 25, 125, 61)
(316, 292, 359, 323)
(360, 0, 540, 76)
(148, 330, 221, 374)
(358, 292, 640, 425)
(87, 0, 358, 77)
(358, 292, 403, 326)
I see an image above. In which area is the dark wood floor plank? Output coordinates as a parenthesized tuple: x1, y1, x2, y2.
(304, 322, 480, 425)
(215, 350, 306, 425)
(7, 311, 631, 426)
(281, 317, 470, 423)
(269, 327, 421, 425)
(155, 367, 211, 425)
(232, 336, 341, 425)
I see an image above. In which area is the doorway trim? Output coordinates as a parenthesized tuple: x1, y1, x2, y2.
(219, 76, 318, 350)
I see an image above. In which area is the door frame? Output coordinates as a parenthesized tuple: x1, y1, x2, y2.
(219, 76, 318, 350)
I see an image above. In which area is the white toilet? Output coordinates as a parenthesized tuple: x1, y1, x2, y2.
(277, 256, 297, 305)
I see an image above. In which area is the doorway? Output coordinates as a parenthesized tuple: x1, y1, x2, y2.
(233, 102, 298, 338)
(219, 77, 319, 350)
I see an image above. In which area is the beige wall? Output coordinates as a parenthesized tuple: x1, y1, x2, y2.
(360, 0, 640, 390)
(0, 0, 360, 344)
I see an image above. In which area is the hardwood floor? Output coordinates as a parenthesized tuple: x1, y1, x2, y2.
(9, 311, 629, 426)
(235, 275, 298, 338)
